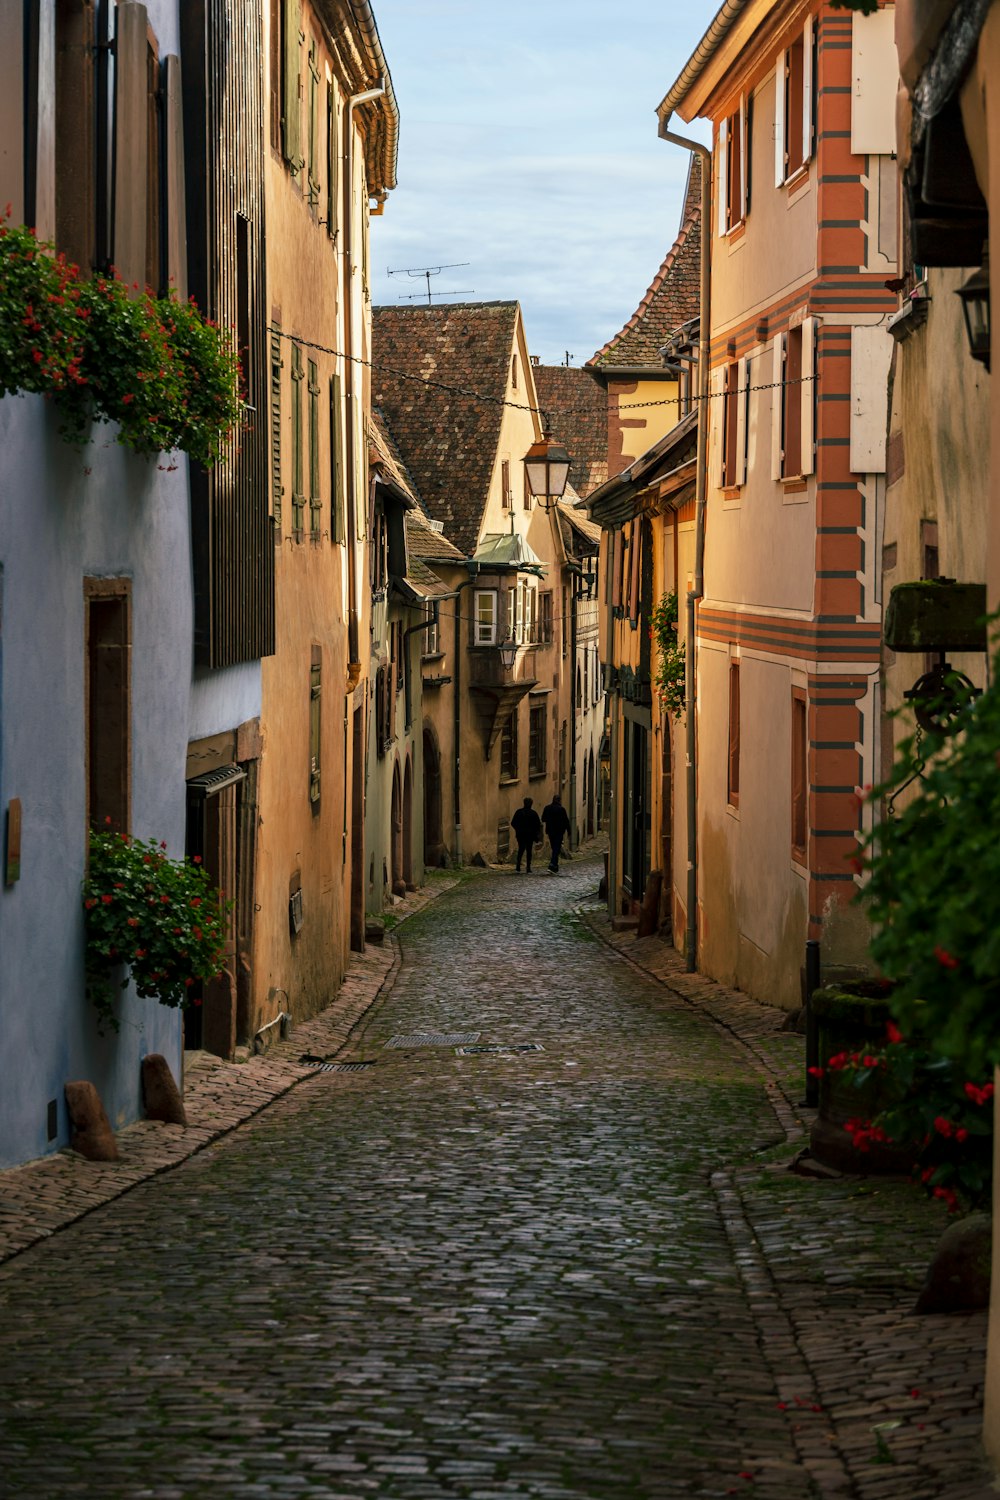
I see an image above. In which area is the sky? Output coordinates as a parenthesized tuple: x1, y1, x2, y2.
(369, 1, 716, 369)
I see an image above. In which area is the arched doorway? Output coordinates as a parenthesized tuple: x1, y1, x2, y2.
(423, 724, 444, 866)
(402, 754, 413, 887)
(391, 760, 405, 897)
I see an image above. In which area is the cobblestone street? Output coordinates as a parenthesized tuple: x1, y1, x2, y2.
(0, 854, 993, 1499)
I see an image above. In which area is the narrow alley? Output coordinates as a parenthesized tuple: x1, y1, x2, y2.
(0, 856, 991, 1500)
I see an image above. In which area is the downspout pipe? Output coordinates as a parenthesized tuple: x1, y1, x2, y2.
(658, 113, 710, 974)
(343, 77, 386, 687)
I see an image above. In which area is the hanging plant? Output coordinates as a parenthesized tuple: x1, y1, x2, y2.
(0, 218, 241, 466)
(650, 591, 686, 717)
(83, 825, 231, 1035)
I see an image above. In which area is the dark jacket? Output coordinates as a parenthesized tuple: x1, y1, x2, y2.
(511, 806, 542, 844)
(541, 801, 570, 840)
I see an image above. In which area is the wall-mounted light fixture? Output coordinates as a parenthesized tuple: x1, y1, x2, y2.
(957, 248, 990, 372)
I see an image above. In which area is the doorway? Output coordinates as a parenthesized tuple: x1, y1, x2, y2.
(423, 724, 443, 866)
(350, 703, 365, 951)
(402, 754, 413, 887)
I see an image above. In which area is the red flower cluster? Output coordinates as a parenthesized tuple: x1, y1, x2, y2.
(933, 1116, 969, 1143)
(964, 1081, 994, 1107)
(844, 1117, 892, 1153)
(933, 945, 959, 970)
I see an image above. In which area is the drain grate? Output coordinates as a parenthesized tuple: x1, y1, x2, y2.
(454, 1043, 545, 1056)
(384, 1032, 481, 1049)
(300, 1055, 375, 1073)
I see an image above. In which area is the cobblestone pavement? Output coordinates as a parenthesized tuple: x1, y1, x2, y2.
(0, 854, 994, 1499)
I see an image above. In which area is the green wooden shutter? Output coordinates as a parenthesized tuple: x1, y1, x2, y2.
(307, 41, 319, 205)
(282, 0, 302, 171)
(309, 647, 321, 805)
(163, 55, 187, 298)
(270, 330, 283, 540)
(308, 358, 320, 540)
(291, 342, 304, 539)
(329, 374, 344, 543)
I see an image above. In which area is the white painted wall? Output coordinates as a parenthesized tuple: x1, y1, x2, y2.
(0, 396, 193, 1167)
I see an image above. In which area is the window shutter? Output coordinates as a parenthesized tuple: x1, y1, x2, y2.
(113, 1, 149, 290)
(710, 365, 725, 490)
(326, 81, 338, 240)
(628, 521, 642, 626)
(282, 0, 302, 170)
(738, 95, 747, 222)
(330, 373, 345, 542)
(802, 18, 814, 167)
(309, 648, 322, 804)
(744, 93, 754, 217)
(291, 343, 304, 538)
(735, 356, 749, 487)
(271, 330, 283, 539)
(307, 41, 319, 202)
(771, 335, 786, 481)
(162, 55, 187, 298)
(800, 318, 816, 477)
(774, 49, 786, 187)
(717, 117, 728, 237)
(308, 358, 320, 538)
(0, 5, 25, 223)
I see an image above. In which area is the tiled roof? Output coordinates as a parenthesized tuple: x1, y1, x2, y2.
(587, 155, 702, 371)
(555, 500, 601, 559)
(529, 364, 608, 499)
(369, 408, 420, 506)
(372, 301, 520, 556)
(405, 508, 465, 564)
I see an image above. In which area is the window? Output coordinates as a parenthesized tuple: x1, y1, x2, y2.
(309, 646, 321, 806)
(718, 96, 747, 235)
(422, 604, 439, 657)
(375, 663, 395, 756)
(474, 589, 497, 646)
(269, 0, 281, 148)
(722, 357, 746, 486)
(511, 355, 518, 389)
(529, 701, 547, 775)
(771, 321, 816, 481)
(308, 358, 320, 540)
(271, 329, 283, 541)
(775, 20, 814, 186)
(562, 585, 569, 656)
(86, 580, 131, 835)
(791, 690, 807, 859)
(921, 519, 940, 580)
(540, 591, 553, 645)
(523, 464, 532, 511)
(393, 620, 405, 694)
(371, 511, 388, 591)
(329, 374, 345, 543)
(500, 712, 518, 780)
(627, 521, 642, 627)
(728, 661, 740, 810)
(501, 458, 512, 510)
(583, 643, 589, 707)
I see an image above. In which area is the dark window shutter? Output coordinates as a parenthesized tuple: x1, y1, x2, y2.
(309, 646, 321, 805)
(326, 81, 337, 239)
(291, 343, 304, 539)
(113, 1, 149, 290)
(162, 55, 187, 298)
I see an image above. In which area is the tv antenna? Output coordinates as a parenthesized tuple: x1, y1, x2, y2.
(387, 261, 473, 305)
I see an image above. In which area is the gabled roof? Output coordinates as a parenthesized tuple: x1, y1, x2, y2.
(587, 156, 702, 372)
(405, 509, 465, 564)
(530, 364, 608, 499)
(556, 500, 601, 560)
(372, 301, 521, 557)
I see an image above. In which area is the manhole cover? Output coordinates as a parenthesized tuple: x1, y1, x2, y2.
(454, 1043, 545, 1056)
(384, 1032, 481, 1049)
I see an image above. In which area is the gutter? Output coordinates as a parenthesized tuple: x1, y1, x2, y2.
(343, 0, 400, 191)
(658, 110, 711, 975)
(656, 0, 755, 124)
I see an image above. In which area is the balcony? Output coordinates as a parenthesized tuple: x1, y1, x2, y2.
(468, 644, 538, 759)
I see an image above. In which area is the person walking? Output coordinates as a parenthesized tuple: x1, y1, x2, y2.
(541, 793, 571, 873)
(510, 797, 542, 873)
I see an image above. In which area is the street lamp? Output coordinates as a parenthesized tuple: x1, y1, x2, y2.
(496, 634, 519, 672)
(523, 420, 571, 510)
(957, 248, 990, 372)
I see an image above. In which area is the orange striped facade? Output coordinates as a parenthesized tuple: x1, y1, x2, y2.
(698, 2, 893, 960)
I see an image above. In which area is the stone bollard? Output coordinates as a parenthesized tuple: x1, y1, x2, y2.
(141, 1054, 187, 1125)
(64, 1081, 119, 1161)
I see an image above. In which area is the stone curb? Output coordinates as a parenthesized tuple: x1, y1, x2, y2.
(0, 877, 457, 1267)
